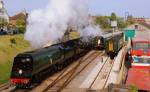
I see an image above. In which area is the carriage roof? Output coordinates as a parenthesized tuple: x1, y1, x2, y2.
(132, 37, 150, 43)
(102, 31, 123, 38)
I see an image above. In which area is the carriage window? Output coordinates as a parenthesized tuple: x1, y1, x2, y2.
(133, 57, 150, 64)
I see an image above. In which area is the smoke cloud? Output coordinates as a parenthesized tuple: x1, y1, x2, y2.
(25, 0, 102, 48)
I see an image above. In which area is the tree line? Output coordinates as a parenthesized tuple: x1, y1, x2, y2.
(94, 12, 134, 31)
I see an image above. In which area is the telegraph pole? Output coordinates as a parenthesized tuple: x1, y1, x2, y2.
(125, 12, 129, 21)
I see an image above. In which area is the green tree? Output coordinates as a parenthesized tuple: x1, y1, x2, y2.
(95, 16, 110, 29)
(110, 12, 117, 21)
(94, 14, 129, 31)
(127, 15, 134, 25)
(16, 19, 26, 33)
(117, 17, 127, 29)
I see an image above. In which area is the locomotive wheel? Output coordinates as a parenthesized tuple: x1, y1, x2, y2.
(110, 53, 115, 60)
(110, 56, 114, 60)
(63, 60, 70, 67)
(57, 64, 63, 71)
(34, 74, 42, 84)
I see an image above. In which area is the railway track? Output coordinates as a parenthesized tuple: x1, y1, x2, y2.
(40, 51, 103, 92)
(89, 57, 115, 90)
(30, 51, 97, 92)
(3, 51, 105, 92)
(89, 57, 109, 89)
(0, 82, 10, 91)
(0, 82, 16, 92)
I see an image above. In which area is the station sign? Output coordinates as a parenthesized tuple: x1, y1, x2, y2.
(111, 21, 117, 27)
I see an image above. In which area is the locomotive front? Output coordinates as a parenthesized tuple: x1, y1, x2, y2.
(94, 36, 104, 50)
(10, 54, 33, 88)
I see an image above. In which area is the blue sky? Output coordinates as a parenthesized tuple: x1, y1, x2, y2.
(3, 0, 150, 18)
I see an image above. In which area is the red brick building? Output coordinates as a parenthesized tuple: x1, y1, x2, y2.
(9, 11, 28, 26)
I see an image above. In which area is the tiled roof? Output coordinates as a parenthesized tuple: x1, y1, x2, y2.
(10, 12, 28, 20)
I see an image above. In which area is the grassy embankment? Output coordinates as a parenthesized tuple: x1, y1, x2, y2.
(0, 34, 29, 84)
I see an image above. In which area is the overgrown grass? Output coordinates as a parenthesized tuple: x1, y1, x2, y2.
(129, 85, 138, 92)
(0, 61, 12, 83)
(0, 34, 29, 84)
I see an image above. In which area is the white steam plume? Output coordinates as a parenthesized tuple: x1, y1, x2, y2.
(25, 0, 102, 48)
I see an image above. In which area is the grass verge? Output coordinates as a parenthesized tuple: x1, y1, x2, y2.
(0, 34, 29, 84)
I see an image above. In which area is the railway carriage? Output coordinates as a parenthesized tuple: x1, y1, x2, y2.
(94, 31, 124, 59)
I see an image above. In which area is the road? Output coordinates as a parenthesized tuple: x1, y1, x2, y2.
(128, 23, 150, 39)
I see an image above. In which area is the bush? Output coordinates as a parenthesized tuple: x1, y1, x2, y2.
(18, 26, 26, 33)
(130, 85, 138, 92)
(10, 38, 16, 44)
(16, 19, 26, 33)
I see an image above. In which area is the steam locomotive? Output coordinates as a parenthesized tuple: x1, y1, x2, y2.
(10, 38, 86, 88)
(10, 31, 124, 88)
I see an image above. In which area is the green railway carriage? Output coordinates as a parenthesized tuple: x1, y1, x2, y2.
(98, 31, 124, 59)
(108, 32, 124, 59)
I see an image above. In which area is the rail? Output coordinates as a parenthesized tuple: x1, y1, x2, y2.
(104, 45, 128, 87)
(0, 82, 16, 92)
(89, 57, 110, 89)
(88, 57, 115, 90)
(42, 51, 103, 92)
(0, 82, 10, 91)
